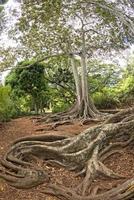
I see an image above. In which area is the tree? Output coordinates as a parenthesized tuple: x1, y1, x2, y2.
(0, 2, 133, 199)
(12, 0, 134, 119)
(46, 57, 75, 112)
(6, 60, 49, 114)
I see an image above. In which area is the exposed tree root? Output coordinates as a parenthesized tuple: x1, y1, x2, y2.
(35, 101, 107, 125)
(40, 178, 134, 200)
(81, 118, 102, 125)
(104, 106, 134, 124)
(0, 107, 134, 200)
(51, 120, 74, 129)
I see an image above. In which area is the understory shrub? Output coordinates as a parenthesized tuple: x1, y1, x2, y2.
(0, 86, 14, 121)
(118, 75, 134, 106)
(92, 88, 120, 109)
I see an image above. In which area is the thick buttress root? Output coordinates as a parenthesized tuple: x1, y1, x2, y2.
(0, 107, 134, 200)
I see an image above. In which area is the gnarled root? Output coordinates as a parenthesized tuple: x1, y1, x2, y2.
(41, 178, 134, 200)
(0, 107, 134, 200)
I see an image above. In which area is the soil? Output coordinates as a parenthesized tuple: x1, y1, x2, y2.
(0, 117, 134, 200)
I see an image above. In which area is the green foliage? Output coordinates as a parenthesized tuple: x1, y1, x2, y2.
(92, 88, 119, 109)
(40, 57, 75, 112)
(91, 59, 134, 109)
(45, 56, 75, 92)
(53, 67, 74, 87)
(0, 86, 14, 121)
(118, 75, 134, 105)
(87, 60, 120, 109)
(88, 60, 122, 93)
(5, 57, 75, 115)
(6, 60, 50, 114)
(3, 56, 134, 117)
(0, 6, 3, 12)
(13, 0, 133, 61)
(49, 88, 73, 113)
(114, 57, 134, 106)
(0, 0, 8, 4)
(52, 99, 71, 113)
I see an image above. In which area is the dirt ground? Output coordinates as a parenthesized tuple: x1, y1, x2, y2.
(0, 117, 134, 200)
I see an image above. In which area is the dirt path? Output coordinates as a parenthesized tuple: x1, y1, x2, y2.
(0, 117, 92, 200)
(0, 117, 134, 200)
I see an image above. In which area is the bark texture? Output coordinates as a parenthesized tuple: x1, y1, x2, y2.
(0, 107, 134, 200)
(70, 54, 101, 120)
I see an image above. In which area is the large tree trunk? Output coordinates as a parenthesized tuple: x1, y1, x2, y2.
(69, 29, 100, 119)
(79, 53, 100, 118)
(70, 54, 100, 119)
(70, 56, 82, 105)
(0, 107, 134, 200)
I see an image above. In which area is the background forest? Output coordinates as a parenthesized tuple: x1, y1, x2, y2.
(0, 56, 134, 121)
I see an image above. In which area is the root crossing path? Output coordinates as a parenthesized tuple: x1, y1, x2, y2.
(0, 108, 134, 200)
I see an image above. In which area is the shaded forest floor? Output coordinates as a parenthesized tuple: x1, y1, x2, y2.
(0, 117, 134, 200)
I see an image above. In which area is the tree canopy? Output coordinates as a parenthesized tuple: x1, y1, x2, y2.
(17, 0, 134, 56)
